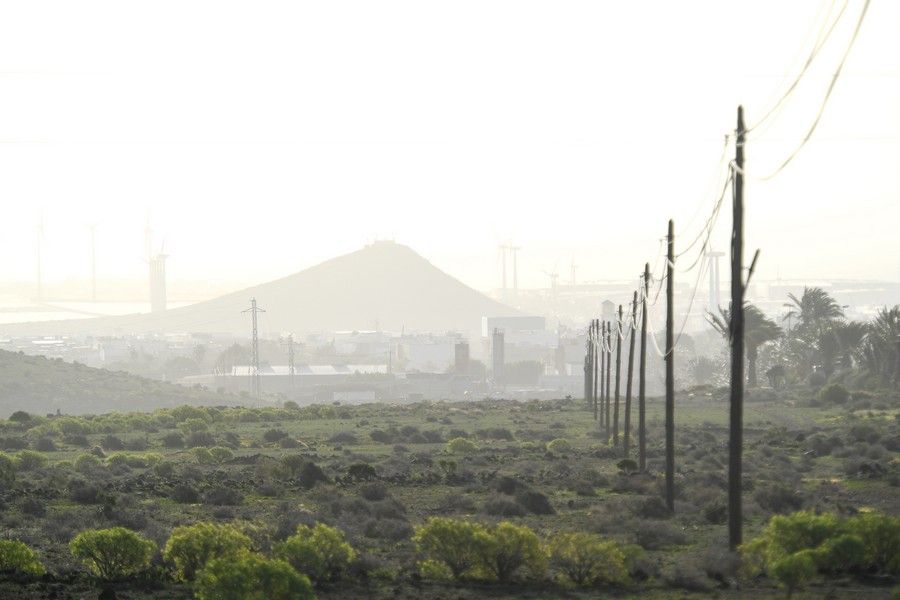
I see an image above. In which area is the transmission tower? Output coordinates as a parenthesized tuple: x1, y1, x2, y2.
(88, 224, 97, 302)
(242, 298, 266, 400)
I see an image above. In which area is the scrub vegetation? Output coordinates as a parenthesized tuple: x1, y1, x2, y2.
(0, 379, 897, 599)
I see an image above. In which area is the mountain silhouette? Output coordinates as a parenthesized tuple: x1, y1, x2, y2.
(2, 242, 519, 336)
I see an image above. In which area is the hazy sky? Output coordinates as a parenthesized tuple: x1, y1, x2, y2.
(1, 0, 897, 295)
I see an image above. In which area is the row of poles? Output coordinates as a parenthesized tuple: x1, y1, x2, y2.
(584, 107, 750, 550)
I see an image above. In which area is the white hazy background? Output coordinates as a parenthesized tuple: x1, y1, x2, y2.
(0, 0, 898, 293)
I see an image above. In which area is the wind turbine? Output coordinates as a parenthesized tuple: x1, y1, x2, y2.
(497, 244, 508, 298)
(35, 213, 44, 301)
(143, 214, 169, 313)
(570, 256, 578, 287)
(508, 244, 520, 298)
(87, 223, 98, 302)
(542, 259, 560, 302)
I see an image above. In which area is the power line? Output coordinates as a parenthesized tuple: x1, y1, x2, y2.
(678, 171, 734, 274)
(673, 243, 711, 349)
(746, 0, 850, 134)
(757, 0, 871, 180)
(677, 169, 731, 262)
(675, 134, 732, 246)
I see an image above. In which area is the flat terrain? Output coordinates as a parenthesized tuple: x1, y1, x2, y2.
(0, 386, 897, 599)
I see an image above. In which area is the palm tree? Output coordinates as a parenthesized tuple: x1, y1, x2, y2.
(710, 303, 782, 387)
(860, 306, 900, 387)
(783, 287, 844, 335)
(818, 320, 867, 375)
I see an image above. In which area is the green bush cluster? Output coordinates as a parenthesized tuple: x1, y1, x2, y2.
(817, 383, 850, 405)
(0, 539, 45, 576)
(69, 527, 156, 580)
(274, 523, 356, 583)
(163, 522, 254, 582)
(548, 531, 629, 586)
(13, 449, 47, 471)
(159, 521, 355, 598)
(191, 446, 233, 465)
(742, 510, 900, 595)
(57, 520, 357, 598)
(445, 437, 478, 454)
(194, 553, 315, 600)
(546, 438, 573, 454)
(413, 517, 627, 586)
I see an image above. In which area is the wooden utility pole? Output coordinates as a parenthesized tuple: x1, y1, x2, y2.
(605, 321, 612, 440)
(665, 219, 675, 513)
(895, 335, 900, 387)
(639, 263, 649, 471)
(624, 291, 637, 457)
(584, 327, 592, 410)
(593, 320, 600, 421)
(598, 320, 605, 424)
(613, 306, 623, 446)
(728, 106, 746, 549)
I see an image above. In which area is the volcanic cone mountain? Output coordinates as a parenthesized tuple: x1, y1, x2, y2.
(2, 242, 520, 336)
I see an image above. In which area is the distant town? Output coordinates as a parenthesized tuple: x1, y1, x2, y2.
(1, 241, 896, 406)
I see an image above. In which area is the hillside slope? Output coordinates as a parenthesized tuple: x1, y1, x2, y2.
(0, 350, 239, 417)
(0, 242, 519, 336)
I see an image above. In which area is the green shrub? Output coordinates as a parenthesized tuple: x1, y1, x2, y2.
(742, 510, 900, 578)
(263, 428, 288, 443)
(413, 517, 491, 579)
(69, 527, 156, 579)
(446, 437, 478, 454)
(0, 453, 15, 487)
(105, 452, 131, 469)
(209, 446, 234, 464)
(194, 553, 314, 600)
(546, 438, 573, 454)
(162, 432, 184, 448)
(818, 383, 850, 405)
(123, 454, 148, 468)
(143, 452, 164, 466)
(14, 450, 46, 471)
(179, 418, 209, 434)
(346, 462, 377, 481)
(815, 534, 865, 574)
(770, 550, 816, 598)
(8, 411, 31, 424)
(192, 447, 215, 465)
(515, 489, 555, 515)
(171, 405, 211, 423)
(274, 523, 355, 583)
(0, 540, 45, 576)
(154, 460, 176, 478)
(478, 522, 546, 582)
(845, 512, 900, 574)
(616, 458, 639, 474)
(418, 558, 453, 580)
(748, 511, 840, 565)
(280, 457, 328, 488)
(164, 522, 254, 582)
(74, 453, 102, 473)
(34, 437, 56, 452)
(547, 532, 628, 586)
